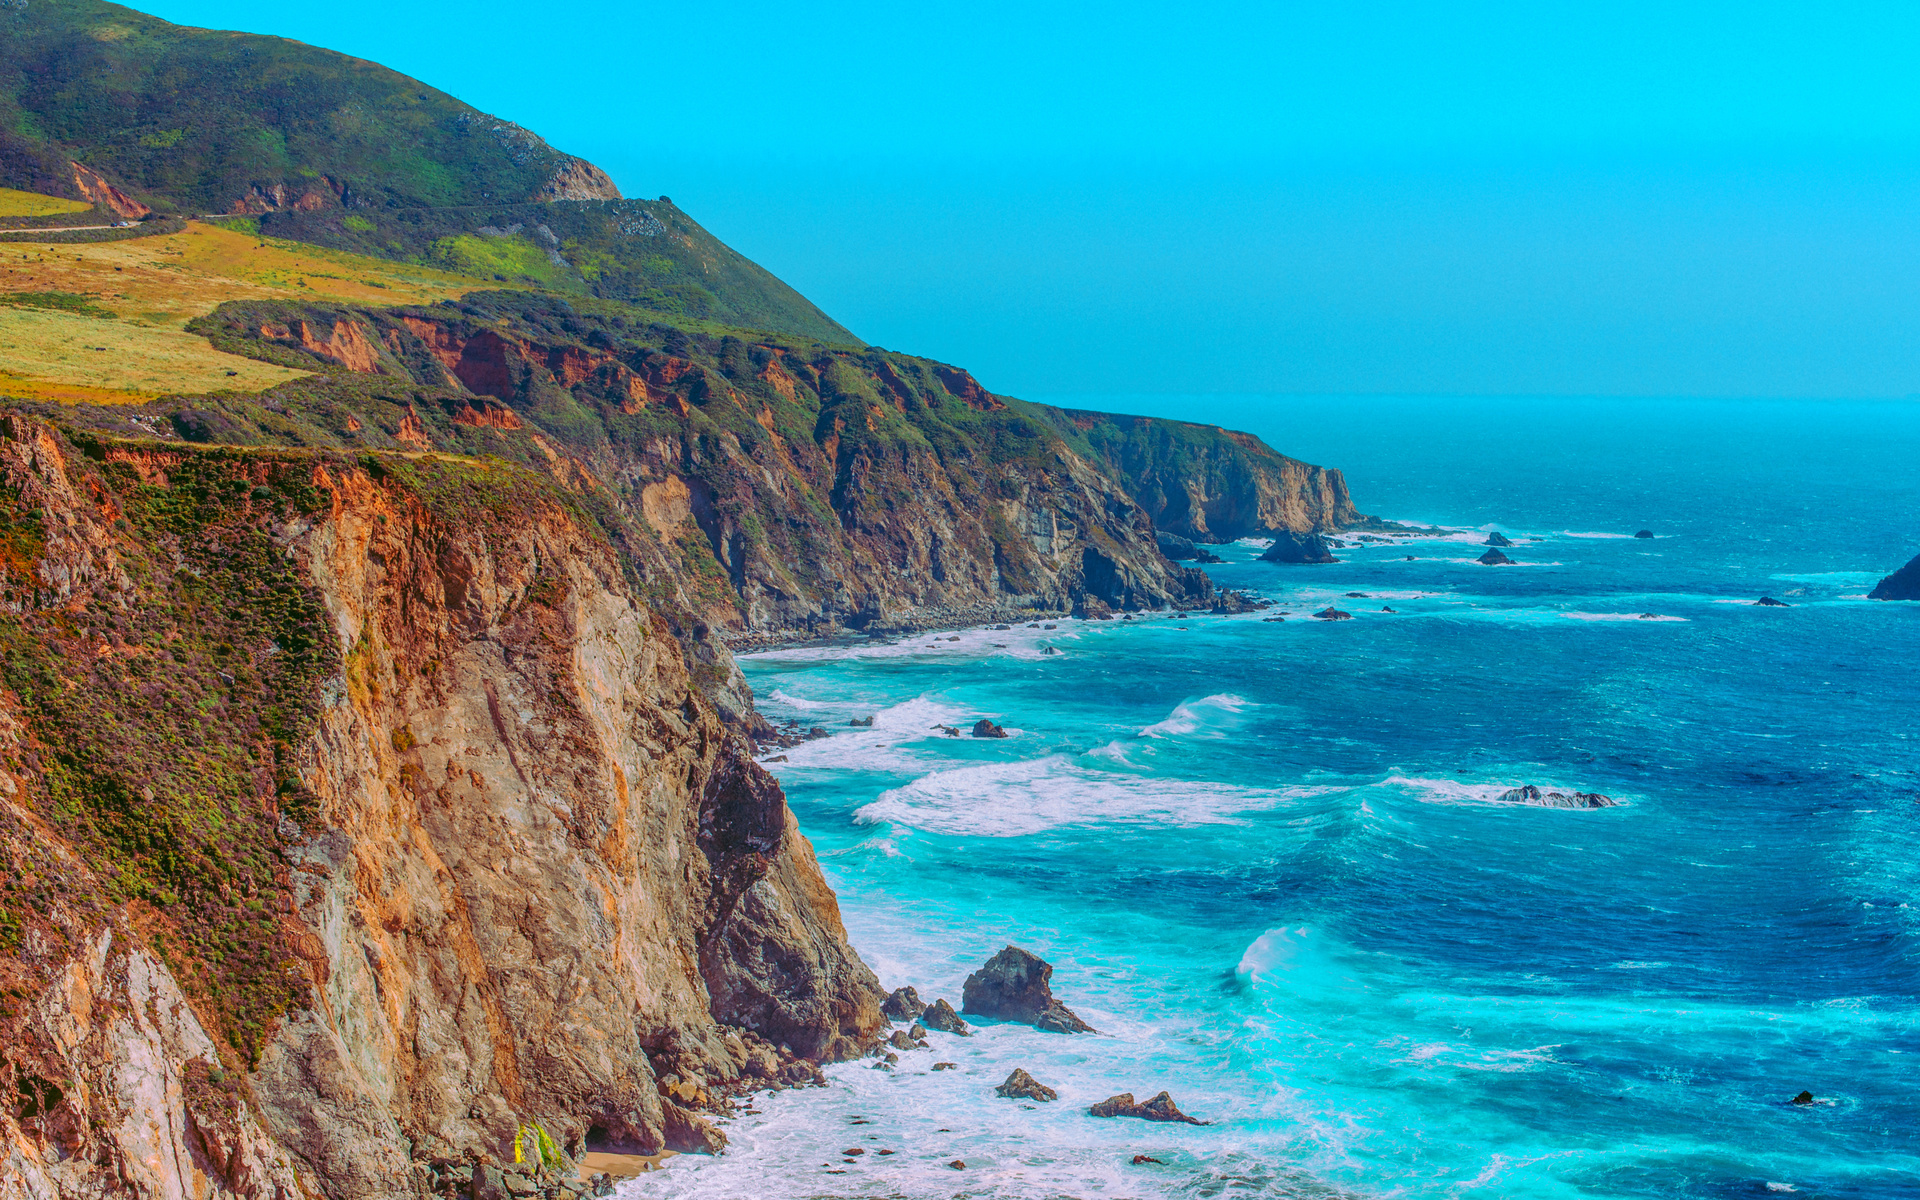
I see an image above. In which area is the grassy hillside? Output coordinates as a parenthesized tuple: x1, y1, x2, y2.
(0, 0, 857, 342)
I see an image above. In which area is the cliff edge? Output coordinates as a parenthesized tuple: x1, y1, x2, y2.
(0, 416, 882, 1198)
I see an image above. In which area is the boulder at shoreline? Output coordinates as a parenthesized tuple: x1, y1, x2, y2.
(961, 946, 1096, 1033)
(881, 986, 926, 1020)
(1259, 531, 1339, 564)
(995, 1068, 1059, 1101)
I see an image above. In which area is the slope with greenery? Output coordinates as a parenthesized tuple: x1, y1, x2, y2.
(0, 0, 856, 341)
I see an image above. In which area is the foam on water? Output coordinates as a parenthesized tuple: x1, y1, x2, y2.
(723, 397, 1920, 1200)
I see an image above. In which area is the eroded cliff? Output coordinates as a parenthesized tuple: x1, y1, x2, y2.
(0, 416, 882, 1199)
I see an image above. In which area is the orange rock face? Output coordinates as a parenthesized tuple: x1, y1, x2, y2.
(68, 161, 150, 219)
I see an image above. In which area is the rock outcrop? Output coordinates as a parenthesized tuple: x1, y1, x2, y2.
(1259, 531, 1340, 564)
(994, 1069, 1058, 1102)
(881, 987, 927, 1021)
(1755, 596, 1790, 607)
(1494, 786, 1618, 809)
(1311, 607, 1352, 621)
(1088, 1092, 1207, 1125)
(1633, 530, 1654, 539)
(0, 419, 884, 1199)
(960, 947, 1095, 1034)
(1870, 552, 1920, 600)
(971, 719, 1009, 739)
(1477, 548, 1513, 565)
(1484, 531, 1513, 547)
(920, 1000, 970, 1036)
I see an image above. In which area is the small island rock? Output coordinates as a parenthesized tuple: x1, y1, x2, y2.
(1477, 548, 1514, 565)
(1869, 551, 1920, 600)
(962, 946, 1095, 1033)
(1311, 607, 1352, 621)
(995, 1068, 1059, 1102)
(1791, 1090, 1815, 1105)
(1484, 531, 1514, 547)
(1259, 531, 1340, 564)
(1755, 596, 1790, 607)
(1496, 785, 1617, 809)
(971, 718, 1009, 738)
(1089, 1091, 1208, 1125)
(1634, 530, 1655, 538)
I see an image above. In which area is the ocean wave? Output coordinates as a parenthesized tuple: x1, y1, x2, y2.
(1560, 611, 1688, 622)
(1139, 693, 1252, 739)
(764, 695, 976, 772)
(1555, 529, 1638, 539)
(763, 687, 831, 711)
(856, 755, 1313, 836)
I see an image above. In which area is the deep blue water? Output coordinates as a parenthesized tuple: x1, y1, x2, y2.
(632, 397, 1920, 1200)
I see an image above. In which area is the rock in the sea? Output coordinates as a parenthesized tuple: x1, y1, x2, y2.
(882, 986, 926, 1020)
(961, 946, 1095, 1034)
(1132, 1154, 1165, 1165)
(949, 1160, 967, 1170)
(921, 999, 971, 1035)
(1484, 531, 1513, 547)
(1345, 591, 1369, 598)
(1754, 596, 1790, 606)
(909, 1021, 927, 1040)
(971, 718, 1009, 738)
(1380, 606, 1396, 612)
(995, 1068, 1059, 1102)
(1259, 531, 1340, 564)
(849, 715, 874, 726)
(1633, 530, 1654, 538)
(1791, 1090, 1815, 1105)
(887, 1030, 918, 1051)
(1041, 646, 1059, 655)
(1156, 530, 1200, 560)
(1869, 551, 1920, 600)
(1495, 785, 1617, 809)
(1311, 607, 1352, 621)
(932, 1061, 958, 1070)
(1477, 548, 1514, 565)
(1089, 1091, 1207, 1125)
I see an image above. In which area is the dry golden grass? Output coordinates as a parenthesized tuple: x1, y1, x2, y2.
(0, 221, 491, 403)
(0, 308, 307, 401)
(0, 188, 93, 218)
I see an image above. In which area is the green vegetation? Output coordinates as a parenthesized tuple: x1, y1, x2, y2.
(0, 289, 116, 318)
(0, 0, 857, 342)
(0, 186, 91, 217)
(0, 441, 337, 1064)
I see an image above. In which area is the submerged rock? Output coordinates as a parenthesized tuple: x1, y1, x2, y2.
(1311, 607, 1352, 621)
(881, 986, 926, 1020)
(1477, 548, 1514, 565)
(1634, 530, 1654, 538)
(1495, 785, 1617, 809)
(1755, 596, 1790, 607)
(1089, 1091, 1208, 1125)
(995, 1068, 1059, 1102)
(932, 1062, 957, 1071)
(921, 999, 971, 1035)
(961, 946, 1095, 1034)
(1259, 531, 1339, 564)
(1133, 1154, 1165, 1165)
(1484, 531, 1513, 547)
(1870, 551, 1920, 600)
(848, 715, 874, 726)
(971, 718, 1009, 738)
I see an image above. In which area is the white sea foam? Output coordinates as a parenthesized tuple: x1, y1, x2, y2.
(1555, 529, 1638, 539)
(1380, 775, 1629, 808)
(765, 696, 976, 773)
(856, 755, 1312, 836)
(1138, 693, 1251, 739)
(1560, 611, 1688, 622)
(763, 688, 831, 711)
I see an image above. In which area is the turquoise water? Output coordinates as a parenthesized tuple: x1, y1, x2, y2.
(633, 397, 1920, 1199)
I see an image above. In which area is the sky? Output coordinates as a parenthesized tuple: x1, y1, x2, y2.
(145, 1, 1920, 398)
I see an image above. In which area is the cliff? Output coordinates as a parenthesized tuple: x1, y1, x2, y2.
(0, 415, 883, 1198)
(1869, 551, 1920, 600)
(1041, 409, 1361, 541)
(24, 291, 1363, 638)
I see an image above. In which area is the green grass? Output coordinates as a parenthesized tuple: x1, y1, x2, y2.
(0, 290, 116, 318)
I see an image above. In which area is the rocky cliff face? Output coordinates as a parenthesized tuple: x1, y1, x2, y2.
(0, 416, 882, 1199)
(1041, 409, 1361, 542)
(131, 292, 1374, 637)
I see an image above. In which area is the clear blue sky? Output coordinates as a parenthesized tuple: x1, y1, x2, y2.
(146, 1, 1920, 397)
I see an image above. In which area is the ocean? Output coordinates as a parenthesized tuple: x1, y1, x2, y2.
(625, 396, 1920, 1199)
